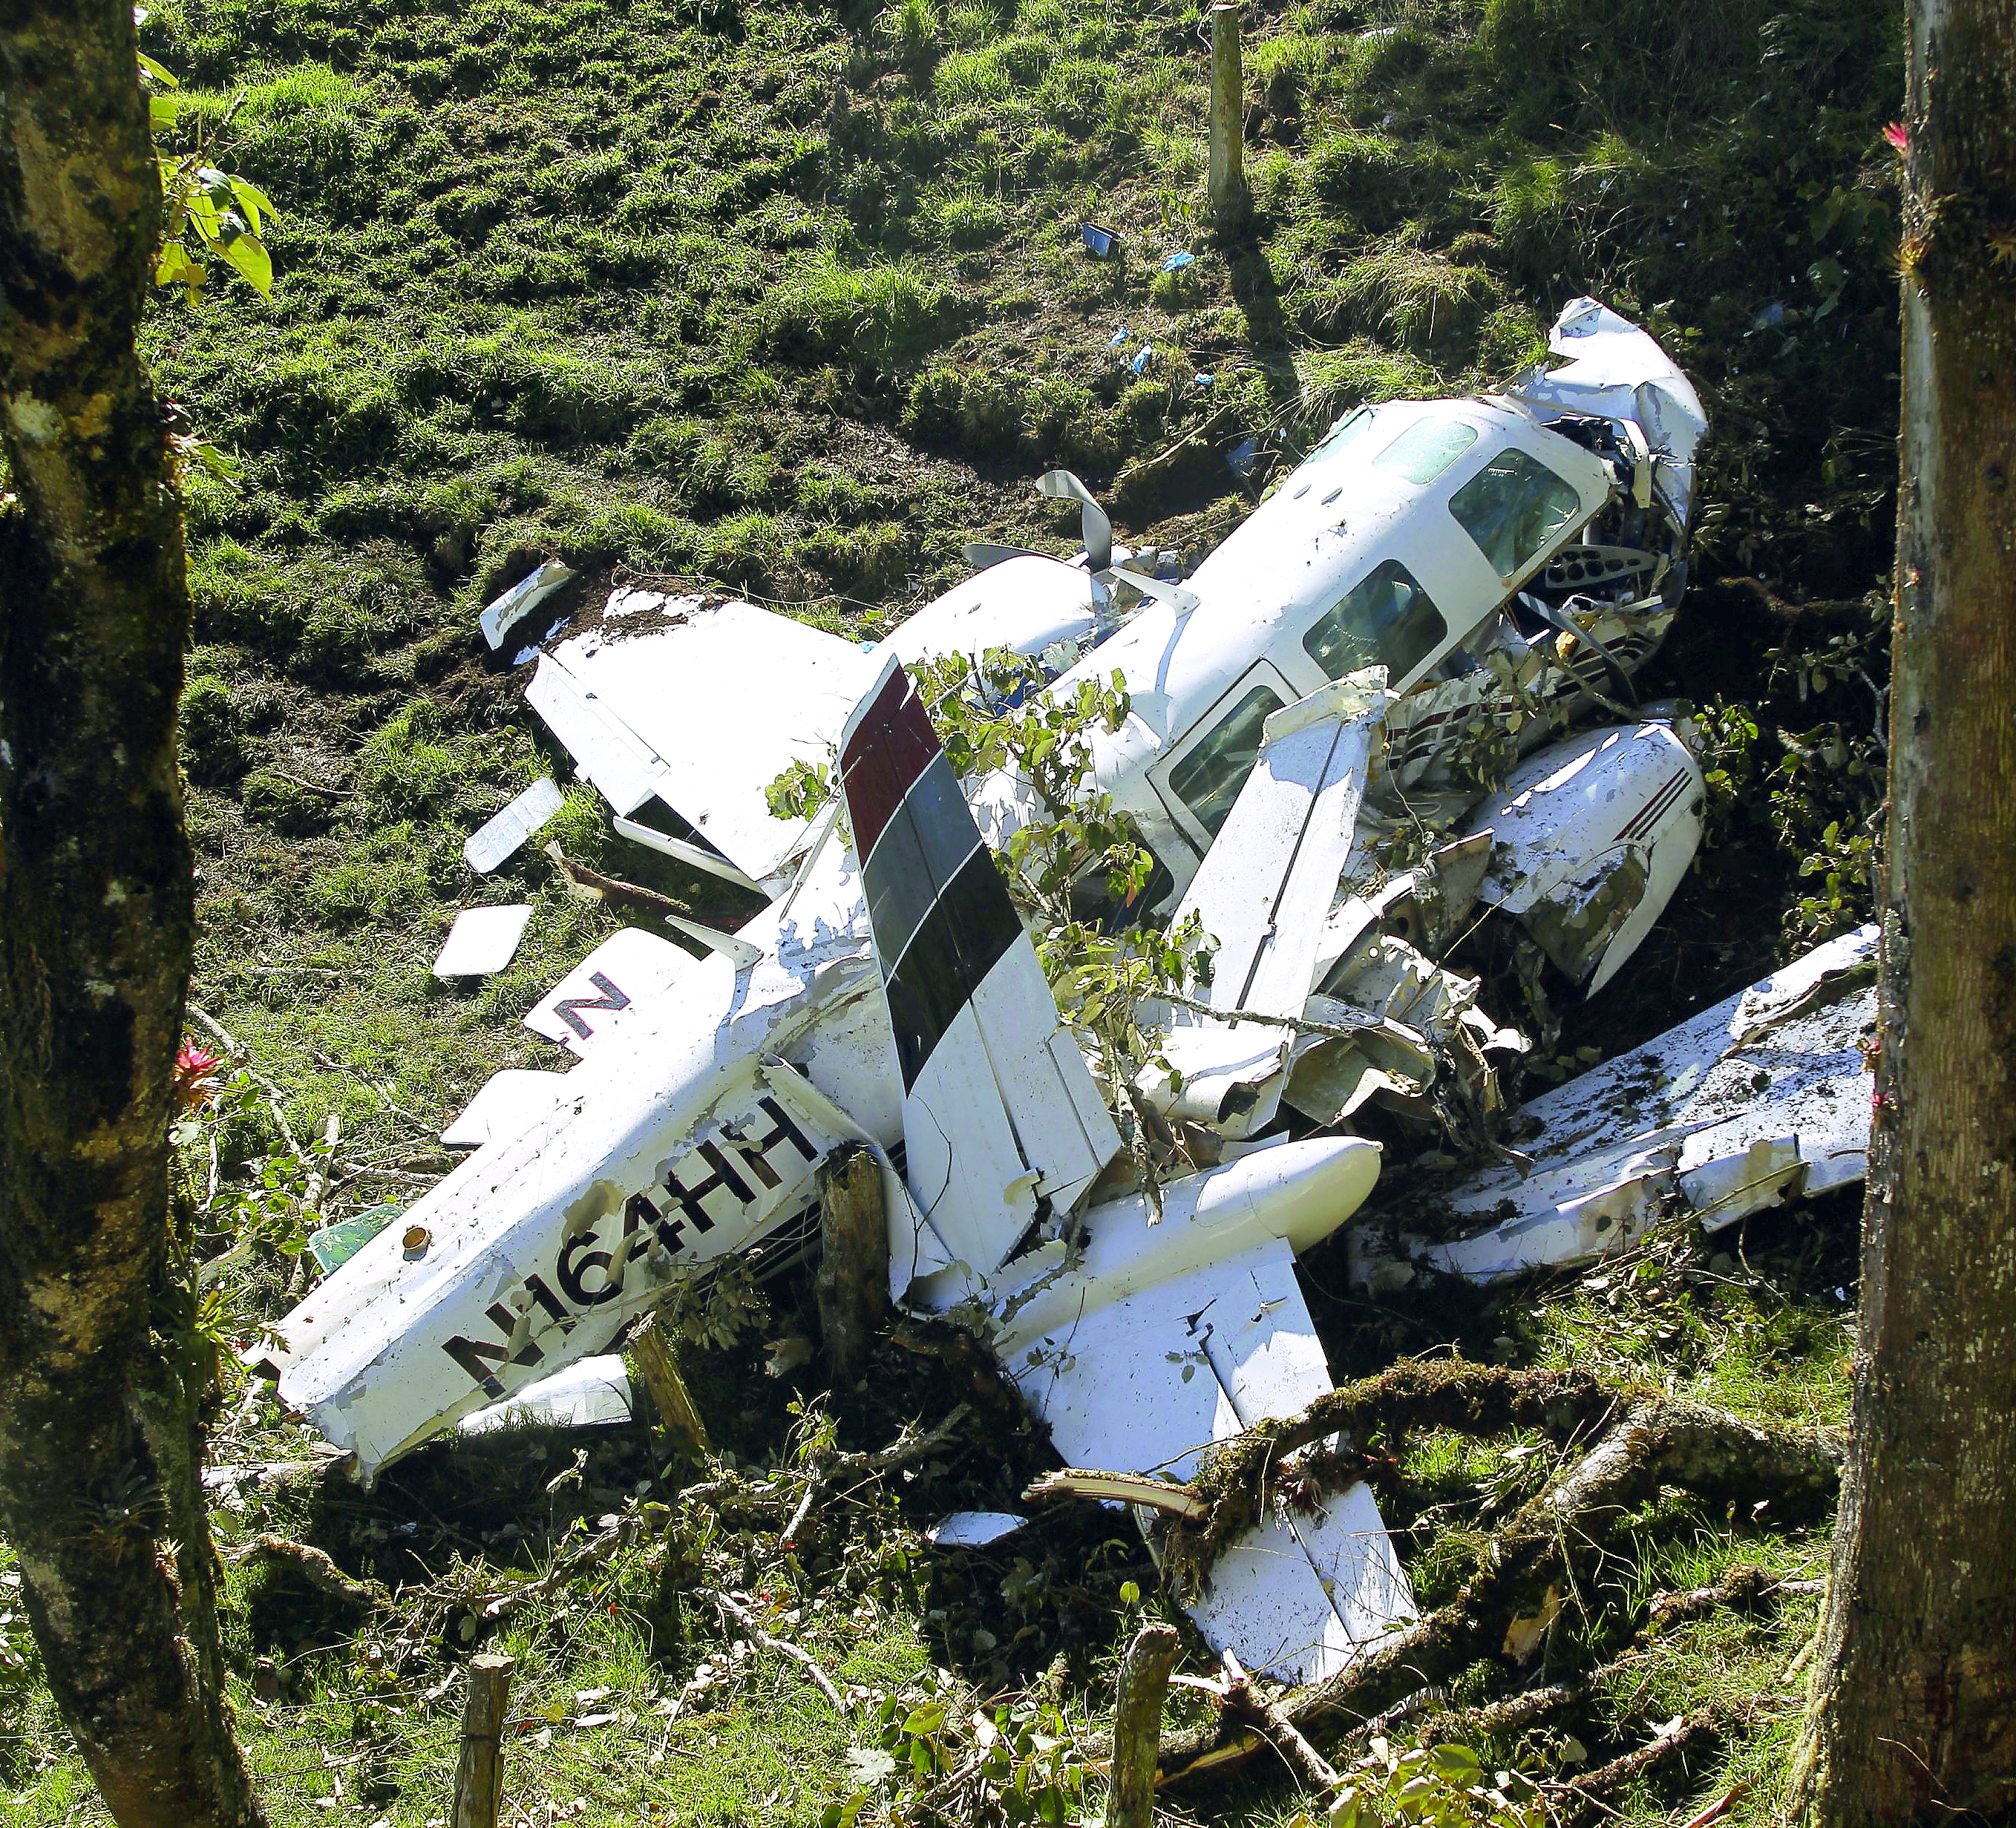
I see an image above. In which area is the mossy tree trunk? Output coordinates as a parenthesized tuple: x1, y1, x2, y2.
(1788, 1, 2016, 1816)
(0, 4, 264, 1825)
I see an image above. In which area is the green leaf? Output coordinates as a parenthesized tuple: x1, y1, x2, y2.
(229, 176, 279, 232)
(137, 50, 178, 86)
(217, 229, 273, 297)
(901, 1701, 946, 1737)
(149, 93, 181, 131)
(1428, 1743, 1482, 1778)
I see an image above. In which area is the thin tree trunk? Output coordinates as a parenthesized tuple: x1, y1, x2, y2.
(1788, 1, 2016, 1816)
(0, 4, 264, 1825)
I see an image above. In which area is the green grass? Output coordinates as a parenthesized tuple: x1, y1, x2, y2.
(0, 0, 1911, 1818)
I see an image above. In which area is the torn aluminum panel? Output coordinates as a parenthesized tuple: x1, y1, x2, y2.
(433, 905, 534, 978)
(1142, 672, 1391, 1139)
(481, 559, 575, 651)
(1349, 923, 1877, 1290)
(523, 927, 699, 1057)
(880, 554, 1104, 683)
(458, 1355, 636, 1435)
(465, 777, 565, 874)
(1286, 934, 1524, 1138)
(1502, 297, 1709, 527)
(527, 593, 878, 892)
(927, 1512, 1029, 1549)
(1462, 720, 1704, 993)
(992, 1144, 1410, 1684)
(442, 1069, 572, 1148)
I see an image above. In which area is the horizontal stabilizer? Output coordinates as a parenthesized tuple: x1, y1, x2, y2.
(1006, 1228, 1413, 1684)
(528, 593, 879, 885)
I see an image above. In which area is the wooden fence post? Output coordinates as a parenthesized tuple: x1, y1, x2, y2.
(451, 1651, 514, 1828)
(1208, 1, 1250, 236)
(1109, 1621, 1181, 1828)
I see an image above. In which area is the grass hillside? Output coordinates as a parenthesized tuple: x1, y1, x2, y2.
(0, 0, 1905, 1821)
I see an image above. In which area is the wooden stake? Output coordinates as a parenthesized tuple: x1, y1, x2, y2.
(1109, 1621, 1181, 1828)
(815, 1141, 888, 1386)
(451, 1651, 514, 1828)
(1208, 1, 1249, 237)
(625, 1314, 711, 1455)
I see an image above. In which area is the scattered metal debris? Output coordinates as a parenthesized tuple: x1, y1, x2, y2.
(431, 904, 534, 978)
(480, 558, 575, 651)
(464, 777, 564, 874)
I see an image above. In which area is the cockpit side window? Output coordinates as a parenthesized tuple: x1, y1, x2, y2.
(1301, 558, 1449, 687)
(1306, 406, 1376, 465)
(1168, 682, 1286, 839)
(1372, 415, 1480, 485)
(1449, 448, 1584, 580)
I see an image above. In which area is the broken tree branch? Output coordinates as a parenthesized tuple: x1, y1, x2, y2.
(1156, 1396, 1839, 1786)
(1648, 1565, 1823, 1634)
(187, 1002, 303, 1158)
(1027, 1467, 1208, 1520)
(1109, 1622, 1182, 1828)
(707, 1589, 843, 1711)
(229, 1535, 389, 1612)
(544, 842, 686, 925)
(1220, 1649, 1341, 1793)
(1165, 1360, 1625, 1587)
(1551, 1707, 1727, 1824)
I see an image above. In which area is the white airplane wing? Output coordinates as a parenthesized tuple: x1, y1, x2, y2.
(1350, 923, 1879, 1288)
(528, 593, 880, 889)
(1010, 1234, 1414, 1683)
(1153, 672, 1390, 1136)
(836, 655, 1122, 1294)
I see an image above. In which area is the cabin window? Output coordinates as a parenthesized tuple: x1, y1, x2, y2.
(1168, 683, 1286, 839)
(1307, 407, 1376, 465)
(1301, 560, 1449, 687)
(1372, 416, 1479, 486)
(1449, 448, 1584, 580)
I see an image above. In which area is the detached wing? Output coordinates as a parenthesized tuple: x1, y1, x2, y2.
(1011, 1237, 1415, 1683)
(528, 594, 880, 890)
(1155, 673, 1389, 1135)
(837, 656, 1122, 1292)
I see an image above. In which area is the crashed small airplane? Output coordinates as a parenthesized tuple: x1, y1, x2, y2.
(262, 299, 1875, 1683)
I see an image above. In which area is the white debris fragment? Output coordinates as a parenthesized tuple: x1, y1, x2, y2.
(480, 559, 575, 651)
(927, 1511, 1029, 1549)
(463, 777, 565, 874)
(432, 904, 534, 978)
(457, 1356, 635, 1435)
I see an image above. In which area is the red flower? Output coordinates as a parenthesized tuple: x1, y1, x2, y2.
(175, 1042, 223, 1109)
(1883, 122, 1909, 154)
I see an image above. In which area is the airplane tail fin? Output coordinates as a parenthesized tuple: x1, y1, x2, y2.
(837, 657, 1122, 1298)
